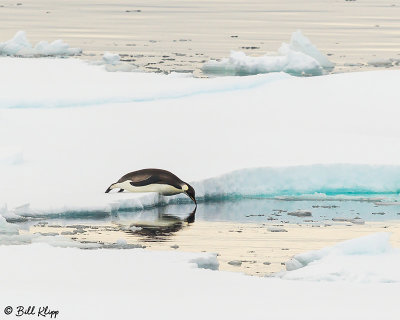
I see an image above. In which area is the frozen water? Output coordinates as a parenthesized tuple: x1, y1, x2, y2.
(0, 241, 398, 320)
(102, 52, 120, 65)
(194, 164, 400, 201)
(0, 31, 82, 57)
(203, 49, 323, 76)
(203, 30, 334, 76)
(1, 57, 400, 218)
(0, 57, 289, 108)
(283, 30, 335, 69)
(281, 233, 400, 282)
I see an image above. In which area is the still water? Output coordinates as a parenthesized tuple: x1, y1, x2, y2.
(17, 198, 400, 276)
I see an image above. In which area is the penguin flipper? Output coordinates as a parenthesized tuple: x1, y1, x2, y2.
(118, 189, 124, 193)
(129, 175, 162, 187)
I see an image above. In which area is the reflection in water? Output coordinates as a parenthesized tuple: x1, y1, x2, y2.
(120, 206, 196, 241)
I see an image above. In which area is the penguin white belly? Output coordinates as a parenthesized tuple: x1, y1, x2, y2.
(115, 181, 182, 196)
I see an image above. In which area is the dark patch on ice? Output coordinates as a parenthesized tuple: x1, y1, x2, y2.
(60, 231, 76, 235)
(102, 242, 145, 249)
(267, 227, 288, 232)
(288, 210, 312, 217)
(245, 214, 265, 217)
(228, 260, 242, 266)
(36, 232, 59, 236)
(312, 205, 339, 208)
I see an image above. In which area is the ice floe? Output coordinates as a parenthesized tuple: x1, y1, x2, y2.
(100, 51, 138, 72)
(202, 30, 334, 76)
(1, 57, 400, 217)
(0, 31, 82, 57)
(0, 240, 398, 319)
(281, 233, 400, 283)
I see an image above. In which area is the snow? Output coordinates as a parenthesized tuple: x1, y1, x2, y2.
(285, 30, 335, 69)
(0, 31, 82, 57)
(100, 51, 137, 72)
(1, 57, 400, 216)
(102, 52, 120, 65)
(0, 57, 288, 108)
(0, 55, 399, 319)
(0, 236, 399, 320)
(281, 233, 400, 283)
(202, 30, 334, 76)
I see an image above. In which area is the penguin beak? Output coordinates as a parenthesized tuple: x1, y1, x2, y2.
(186, 193, 197, 206)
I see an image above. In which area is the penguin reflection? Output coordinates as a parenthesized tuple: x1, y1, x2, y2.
(123, 206, 196, 241)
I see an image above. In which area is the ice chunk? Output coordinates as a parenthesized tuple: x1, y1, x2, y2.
(203, 49, 322, 77)
(0, 216, 19, 235)
(0, 31, 82, 57)
(102, 52, 121, 65)
(202, 30, 334, 76)
(280, 233, 400, 282)
(189, 253, 219, 270)
(282, 30, 335, 69)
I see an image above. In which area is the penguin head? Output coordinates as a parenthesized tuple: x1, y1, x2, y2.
(183, 183, 196, 205)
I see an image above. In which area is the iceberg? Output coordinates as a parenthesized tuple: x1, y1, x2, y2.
(202, 30, 334, 76)
(0, 31, 82, 57)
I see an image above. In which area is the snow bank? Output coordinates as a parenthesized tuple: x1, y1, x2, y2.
(202, 30, 334, 76)
(0, 31, 81, 57)
(0, 242, 398, 320)
(0, 57, 289, 108)
(195, 164, 400, 200)
(1, 58, 400, 216)
(281, 233, 400, 282)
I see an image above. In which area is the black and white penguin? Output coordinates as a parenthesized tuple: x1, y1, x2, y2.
(105, 168, 197, 205)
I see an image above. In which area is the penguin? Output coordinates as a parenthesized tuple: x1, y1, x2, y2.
(105, 168, 196, 206)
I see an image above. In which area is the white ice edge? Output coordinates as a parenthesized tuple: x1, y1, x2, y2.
(280, 232, 400, 283)
(0, 31, 81, 57)
(202, 30, 335, 76)
(0, 233, 399, 320)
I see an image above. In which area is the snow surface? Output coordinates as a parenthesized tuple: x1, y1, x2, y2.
(102, 52, 121, 65)
(282, 233, 400, 282)
(202, 30, 334, 76)
(0, 31, 81, 57)
(0, 234, 399, 320)
(1, 57, 400, 216)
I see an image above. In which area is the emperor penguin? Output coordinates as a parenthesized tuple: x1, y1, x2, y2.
(105, 168, 197, 206)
